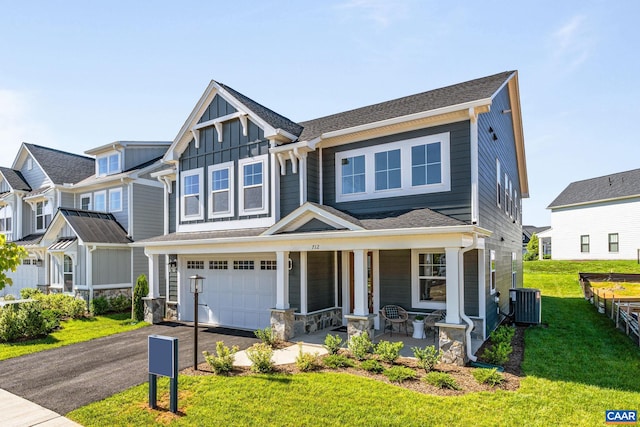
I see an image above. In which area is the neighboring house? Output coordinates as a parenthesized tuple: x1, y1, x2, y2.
(0, 141, 171, 302)
(138, 70, 528, 364)
(522, 225, 550, 256)
(546, 168, 640, 260)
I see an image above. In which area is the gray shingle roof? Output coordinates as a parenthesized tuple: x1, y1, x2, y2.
(297, 71, 515, 141)
(523, 225, 550, 239)
(13, 233, 44, 246)
(24, 143, 95, 185)
(138, 228, 269, 244)
(0, 167, 31, 191)
(217, 82, 304, 137)
(548, 168, 640, 208)
(356, 207, 466, 229)
(58, 208, 132, 244)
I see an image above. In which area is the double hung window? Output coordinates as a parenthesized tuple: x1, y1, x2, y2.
(208, 162, 234, 218)
(239, 156, 268, 215)
(97, 153, 121, 176)
(580, 235, 590, 253)
(35, 201, 52, 231)
(608, 233, 619, 253)
(181, 168, 204, 220)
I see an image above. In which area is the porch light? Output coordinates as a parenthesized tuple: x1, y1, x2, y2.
(168, 259, 177, 273)
(189, 274, 205, 370)
(189, 274, 204, 294)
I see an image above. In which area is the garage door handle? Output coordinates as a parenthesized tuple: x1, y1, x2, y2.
(198, 303, 208, 307)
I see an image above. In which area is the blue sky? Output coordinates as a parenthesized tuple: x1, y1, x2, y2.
(0, 0, 638, 226)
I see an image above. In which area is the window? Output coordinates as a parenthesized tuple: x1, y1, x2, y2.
(187, 260, 204, 269)
(608, 233, 619, 253)
(94, 191, 106, 212)
(0, 205, 12, 232)
(496, 159, 502, 208)
(97, 153, 121, 176)
(109, 188, 122, 212)
(234, 260, 255, 270)
(336, 133, 450, 202)
(208, 162, 234, 218)
(80, 193, 92, 210)
(63, 255, 73, 293)
(490, 250, 496, 294)
(508, 180, 513, 218)
(35, 201, 52, 231)
(504, 174, 510, 215)
(260, 260, 277, 270)
(239, 156, 268, 215)
(514, 190, 519, 223)
(209, 260, 228, 270)
(511, 252, 517, 289)
(181, 168, 204, 220)
(23, 259, 32, 265)
(27, 157, 33, 170)
(412, 251, 446, 308)
(580, 235, 590, 253)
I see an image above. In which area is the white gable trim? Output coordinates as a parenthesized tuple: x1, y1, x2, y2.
(263, 202, 364, 236)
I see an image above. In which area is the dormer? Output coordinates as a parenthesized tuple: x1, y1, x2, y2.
(86, 143, 124, 177)
(85, 141, 171, 178)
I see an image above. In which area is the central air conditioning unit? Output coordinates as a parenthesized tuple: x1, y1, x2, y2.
(509, 288, 541, 325)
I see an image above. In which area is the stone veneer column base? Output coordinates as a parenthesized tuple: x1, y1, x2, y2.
(436, 322, 468, 366)
(345, 314, 376, 341)
(271, 308, 296, 341)
(143, 297, 166, 324)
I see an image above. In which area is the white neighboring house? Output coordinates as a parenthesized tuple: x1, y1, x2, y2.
(546, 168, 640, 260)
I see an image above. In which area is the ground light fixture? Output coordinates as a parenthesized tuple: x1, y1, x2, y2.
(189, 274, 205, 370)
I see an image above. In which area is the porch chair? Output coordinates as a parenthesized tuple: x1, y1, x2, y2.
(424, 310, 446, 338)
(380, 305, 409, 337)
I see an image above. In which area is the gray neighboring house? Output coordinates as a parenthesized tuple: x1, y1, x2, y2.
(522, 225, 550, 257)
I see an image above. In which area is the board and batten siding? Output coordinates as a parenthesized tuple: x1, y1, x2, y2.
(463, 250, 479, 317)
(0, 180, 10, 192)
(168, 181, 176, 234)
(322, 123, 472, 222)
(307, 251, 334, 312)
(279, 161, 299, 218)
(92, 248, 131, 285)
(123, 146, 169, 171)
(378, 250, 412, 309)
(288, 251, 301, 310)
(550, 198, 640, 260)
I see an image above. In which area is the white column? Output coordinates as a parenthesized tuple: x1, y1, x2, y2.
(15, 194, 23, 240)
(445, 247, 461, 324)
(341, 251, 350, 322)
(353, 249, 368, 316)
(275, 250, 290, 309)
(299, 153, 307, 205)
(300, 252, 308, 314)
(147, 253, 159, 298)
(477, 247, 486, 330)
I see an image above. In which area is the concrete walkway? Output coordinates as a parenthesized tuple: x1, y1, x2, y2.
(234, 343, 328, 366)
(0, 389, 81, 427)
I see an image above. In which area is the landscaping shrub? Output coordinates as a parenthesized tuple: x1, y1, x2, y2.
(90, 297, 109, 315)
(246, 343, 274, 373)
(383, 366, 417, 383)
(2, 294, 15, 301)
(348, 333, 373, 361)
(481, 341, 513, 365)
(423, 371, 461, 390)
(0, 301, 58, 342)
(412, 345, 442, 372)
(203, 341, 239, 375)
(323, 354, 355, 369)
(254, 326, 280, 348)
(295, 344, 321, 372)
(17, 302, 48, 339)
(33, 293, 85, 319)
(20, 288, 42, 299)
(360, 359, 385, 373)
(374, 340, 404, 364)
(41, 309, 60, 332)
(132, 274, 148, 322)
(472, 368, 504, 386)
(108, 295, 131, 313)
(0, 306, 21, 342)
(490, 325, 515, 344)
(323, 334, 343, 355)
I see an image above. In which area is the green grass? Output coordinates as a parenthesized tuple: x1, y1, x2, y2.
(67, 261, 640, 426)
(0, 313, 147, 360)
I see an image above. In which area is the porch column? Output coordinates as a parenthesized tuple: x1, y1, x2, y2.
(143, 253, 164, 324)
(444, 247, 461, 324)
(299, 251, 308, 314)
(147, 253, 159, 298)
(275, 250, 290, 309)
(352, 249, 368, 316)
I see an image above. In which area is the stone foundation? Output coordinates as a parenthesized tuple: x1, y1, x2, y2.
(346, 314, 376, 340)
(165, 302, 178, 321)
(437, 322, 468, 366)
(143, 297, 166, 324)
(271, 308, 296, 341)
(294, 308, 343, 335)
(93, 288, 132, 300)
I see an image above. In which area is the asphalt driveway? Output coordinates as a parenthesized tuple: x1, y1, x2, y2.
(0, 323, 259, 415)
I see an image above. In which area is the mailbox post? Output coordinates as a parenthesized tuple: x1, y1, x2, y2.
(148, 335, 178, 413)
(189, 274, 204, 371)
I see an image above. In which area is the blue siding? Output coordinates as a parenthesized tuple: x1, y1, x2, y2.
(288, 252, 301, 310)
(198, 95, 237, 123)
(169, 181, 176, 233)
(20, 155, 49, 189)
(306, 151, 320, 204)
(279, 161, 299, 217)
(307, 251, 334, 312)
(379, 250, 412, 308)
(463, 250, 479, 316)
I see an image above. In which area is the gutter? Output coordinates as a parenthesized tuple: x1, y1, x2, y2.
(458, 234, 478, 362)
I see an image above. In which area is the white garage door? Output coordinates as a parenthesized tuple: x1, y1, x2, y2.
(180, 256, 277, 330)
(2, 261, 40, 297)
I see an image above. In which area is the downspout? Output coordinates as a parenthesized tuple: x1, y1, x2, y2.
(459, 234, 478, 362)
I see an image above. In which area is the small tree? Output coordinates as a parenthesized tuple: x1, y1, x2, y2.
(0, 234, 28, 291)
(524, 233, 539, 261)
(132, 274, 149, 321)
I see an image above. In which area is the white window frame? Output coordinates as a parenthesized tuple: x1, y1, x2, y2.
(411, 249, 447, 310)
(109, 188, 122, 212)
(580, 235, 590, 253)
(238, 155, 268, 216)
(608, 233, 619, 253)
(511, 252, 517, 289)
(208, 161, 234, 219)
(94, 190, 107, 212)
(496, 159, 502, 208)
(181, 168, 204, 221)
(63, 255, 74, 293)
(80, 193, 92, 211)
(96, 152, 122, 176)
(504, 174, 509, 215)
(35, 200, 52, 232)
(490, 250, 497, 294)
(335, 133, 451, 203)
(27, 157, 33, 170)
(0, 205, 12, 233)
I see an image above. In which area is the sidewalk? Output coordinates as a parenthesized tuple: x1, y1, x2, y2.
(234, 343, 328, 366)
(0, 389, 82, 427)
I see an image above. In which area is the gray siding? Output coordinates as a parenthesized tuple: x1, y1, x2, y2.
(131, 183, 163, 240)
(463, 250, 479, 317)
(131, 247, 148, 284)
(60, 191, 74, 209)
(280, 161, 299, 218)
(477, 85, 523, 334)
(168, 181, 176, 233)
(20, 156, 49, 189)
(288, 252, 301, 310)
(0, 180, 10, 192)
(123, 146, 169, 171)
(307, 251, 334, 312)
(199, 94, 237, 122)
(296, 218, 337, 233)
(306, 151, 320, 204)
(92, 248, 131, 285)
(22, 201, 32, 236)
(322, 123, 472, 221)
(379, 250, 412, 308)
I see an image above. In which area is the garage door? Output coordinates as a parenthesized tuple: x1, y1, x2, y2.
(180, 256, 277, 330)
(2, 260, 40, 297)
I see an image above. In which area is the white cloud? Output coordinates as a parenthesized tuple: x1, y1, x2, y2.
(336, 0, 410, 28)
(550, 15, 591, 71)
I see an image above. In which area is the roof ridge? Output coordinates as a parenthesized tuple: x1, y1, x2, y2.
(24, 143, 94, 161)
(566, 167, 640, 185)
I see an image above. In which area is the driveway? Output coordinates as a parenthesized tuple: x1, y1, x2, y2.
(0, 323, 259, 415)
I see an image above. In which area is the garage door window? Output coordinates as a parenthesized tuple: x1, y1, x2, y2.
(209, 260, 228, 270)
(260, 260, 277, 270)
(187, 260, 204, 269)
(234, 260, 254, 270)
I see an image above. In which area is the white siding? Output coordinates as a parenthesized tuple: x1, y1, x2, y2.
(550, 198, 640, 260)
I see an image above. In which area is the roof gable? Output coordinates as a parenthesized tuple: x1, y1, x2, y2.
(0, 167, 31, 191)
(548, 168, 640, 208)
(44, 208, 132, 245)
(263, 202, 364, 235)
(14, 143, 95, 185)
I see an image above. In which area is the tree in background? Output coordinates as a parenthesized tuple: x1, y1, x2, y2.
(524, 233, 539, 261)
(0, 234, 28, 291)
(132, 274, 149, 321)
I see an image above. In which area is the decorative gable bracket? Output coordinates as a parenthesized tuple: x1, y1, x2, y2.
(190, 111, 249, 148)
(272, 143, 314, 175)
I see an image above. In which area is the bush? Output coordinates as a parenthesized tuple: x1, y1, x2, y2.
(17, 302, 48, 339)
(33, 293, 85, 319)
(348, 333, 373, 361)
(490, 325, 515, 344)
(133, 274, 148, 322)
(360, 359, 385, 373)
(472, 368, 504, 386)
(383, 366, 417, 383)
(323, 334, 343, 355)
(295, 344, 321, 372)
(423, 371, 461, 390)
(0, 306, 21, 342)
(108, 295, 131, 313)
(246, 343, 274, 373)
(20, 288, 42, 299)
(254, 327, 280, 348)
(203, 341, 239, 375)
(41, 309, 60, 332)
(481, 341, 512, 365)
(412, 345, 442, 372)
(374, 340, 404, 364)
(90, 297, 109, 315)
(3, 294, 15, 301)
(323, 354, 355, 369)
(0, 302, 58, 342)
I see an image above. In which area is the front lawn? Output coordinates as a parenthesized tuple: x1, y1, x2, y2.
(68, 261, 640, 426)
(0, 313, 147, 361)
